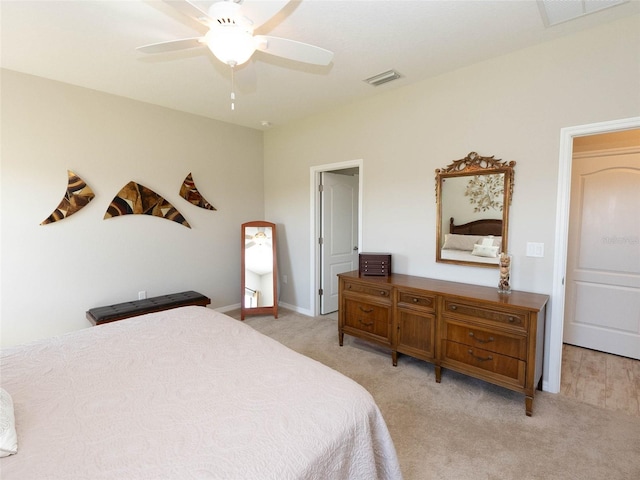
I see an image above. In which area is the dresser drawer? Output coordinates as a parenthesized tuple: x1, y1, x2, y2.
(443, 299, 527, 330)
(342, 280, 392, 300)
(397, 290, 436, 312)
(443, 340, 526, 387)
(343, 298, 392, 339)
(444, 321, 526, 360)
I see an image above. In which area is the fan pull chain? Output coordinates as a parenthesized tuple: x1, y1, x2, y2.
(230, 65, 236, 111)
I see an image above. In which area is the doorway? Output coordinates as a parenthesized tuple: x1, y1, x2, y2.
(549, 116, 640, 394)
(564, 130, 640, 359)
(310, 160, 363, 317)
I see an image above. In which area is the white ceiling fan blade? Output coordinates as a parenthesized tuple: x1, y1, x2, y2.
(255, 35, 333, 65)
(163, 0, 212, 26)
(240, 0, 289, 29)
(137, 37, 204, 54)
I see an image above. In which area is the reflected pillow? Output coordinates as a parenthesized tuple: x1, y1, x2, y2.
(471, 244, 500, 258)
(480, 236, 502, 249)
(0, 387, 18, 457)
(442, 234, 485, 251)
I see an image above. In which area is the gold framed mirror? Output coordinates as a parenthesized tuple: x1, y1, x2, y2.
(435, 152, 515, 268)
(241, 221, 278, 319)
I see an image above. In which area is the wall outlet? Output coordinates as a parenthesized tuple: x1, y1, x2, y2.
(526, 242, 544, 258)
(138, 290, 147, 300)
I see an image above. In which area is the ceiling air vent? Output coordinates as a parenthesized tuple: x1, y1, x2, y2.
(538, 0, 629, 27)
(364, 69, 402, 87)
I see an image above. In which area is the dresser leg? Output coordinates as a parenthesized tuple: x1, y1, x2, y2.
(392, 351, 398, 366)
(339, 331, 344, 346)
(525, 396, 533, 416)
(435, 365, 442, 383)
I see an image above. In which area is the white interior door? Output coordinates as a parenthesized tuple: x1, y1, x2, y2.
(320, 171, 359, 314)
(563, 150, 640, 359)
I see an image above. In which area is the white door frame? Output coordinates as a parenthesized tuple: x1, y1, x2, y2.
(310, 159, 364, 317)
(548, 116, 640, 393)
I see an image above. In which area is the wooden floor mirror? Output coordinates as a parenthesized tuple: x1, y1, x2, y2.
(241, 221, 278, 320)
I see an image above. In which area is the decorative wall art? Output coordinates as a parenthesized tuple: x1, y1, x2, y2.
(465, 173, 504, 213)
(179, 173, 217, 211)
(41, 170, 95, 225)
(104, 181, 191, 228)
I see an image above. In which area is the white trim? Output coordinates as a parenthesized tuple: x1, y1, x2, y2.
(573, 145, 640, 159)
(278, 301, 313, 317)
(309, 160, 364, 317)
(548, 116, 640, 393)
(214, 303, 241, 313)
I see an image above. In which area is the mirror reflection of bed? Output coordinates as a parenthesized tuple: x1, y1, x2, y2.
(435, 152, 515, 268)
(440, 217, 503, 264)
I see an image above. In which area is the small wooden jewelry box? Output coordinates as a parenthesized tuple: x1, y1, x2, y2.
(359, 253, 391, 276)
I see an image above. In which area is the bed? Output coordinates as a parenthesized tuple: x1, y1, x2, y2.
(0, 306, 402, 479)
(440, 217, 503, 264)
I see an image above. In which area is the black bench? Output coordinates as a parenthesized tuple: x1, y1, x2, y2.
(86, 290, 211, 325)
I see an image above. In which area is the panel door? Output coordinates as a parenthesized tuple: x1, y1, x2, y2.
(564, 150, 640, 359)
(320, 172, 359, 314)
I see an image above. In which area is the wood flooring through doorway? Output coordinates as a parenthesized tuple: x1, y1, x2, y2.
(561, 343, 640, 417)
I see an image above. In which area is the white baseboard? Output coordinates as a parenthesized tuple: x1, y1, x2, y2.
(278, 302, 313, 317)
(214, 303, 241, 313)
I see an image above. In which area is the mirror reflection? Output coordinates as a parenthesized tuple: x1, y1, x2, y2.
(436, 152, 515, 268)
(241, 221, 278, 319)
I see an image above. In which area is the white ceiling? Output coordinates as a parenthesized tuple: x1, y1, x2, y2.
(2, 0, 638, 130)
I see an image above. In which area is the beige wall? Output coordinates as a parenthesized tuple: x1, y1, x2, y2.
(2, 15, 639, 359)
(263, 16, 640, 344)
(1, 70, 264, 346)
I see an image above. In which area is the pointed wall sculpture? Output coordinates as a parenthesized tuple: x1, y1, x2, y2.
(179, 173, 217, 211)
(104, 181, 190, 228)
(41, 170, 95, 225)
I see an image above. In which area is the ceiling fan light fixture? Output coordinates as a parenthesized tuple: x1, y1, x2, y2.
(254, 231, 268, 246)
(204, 27, 256, 66)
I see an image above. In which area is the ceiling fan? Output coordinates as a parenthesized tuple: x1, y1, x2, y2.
(245, 228, 271, 248)
(137, 0, 334, 68)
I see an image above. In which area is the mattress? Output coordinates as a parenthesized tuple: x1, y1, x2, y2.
(0, 306, 402, 479)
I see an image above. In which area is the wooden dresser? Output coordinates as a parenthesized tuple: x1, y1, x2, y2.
(338, 271, 548, 416)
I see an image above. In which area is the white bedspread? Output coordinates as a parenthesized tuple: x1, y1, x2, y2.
(0, 306, 402, 479)
(440, 248, 500, 264)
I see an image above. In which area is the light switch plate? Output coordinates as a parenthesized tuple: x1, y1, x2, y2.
(526, 242, 544, 258)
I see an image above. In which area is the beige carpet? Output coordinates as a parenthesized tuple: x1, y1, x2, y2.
(229, 308, 640, 480)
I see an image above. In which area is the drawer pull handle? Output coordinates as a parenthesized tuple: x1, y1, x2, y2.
(508, 317, 515, 323)
(450, 305, 457, 310)
(359, 307, 374, 314)
(358, 319, 374, 327)
(413, 298, 419, 303)
(469, 332, 494, 343)
(467, 349, 493, 362)
(380, 291, 386, 296)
